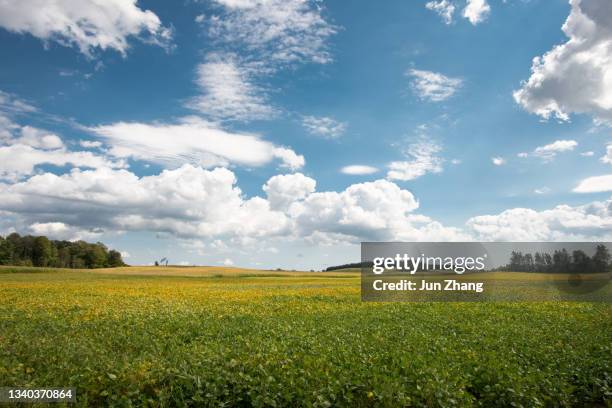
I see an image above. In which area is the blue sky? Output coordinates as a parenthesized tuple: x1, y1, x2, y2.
(0, 0, 611, 269)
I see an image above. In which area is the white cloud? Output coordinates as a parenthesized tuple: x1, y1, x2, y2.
(341, 165, 379, 175)
(602, 144, 612, 164)
(533, 139, 578, 161)
(0, 144, 126, 180)
(90, 116, 304, 170)
(263, 173, 316, 211)
(463, 0, 491, 25)
(581, 151, 595, 157)
(0, 0, 172, 57)
(492, 156, 506, 166)
(466, 198, 612, 240)
(534, 187, 551, 194)
(79, 140, 103, 149)
(121, 251, 131, 259)
(16, 126, 64, 150)
(426, 1, 456, 24)
(302, 116, 347, 138)
(573, 174, 612, 193)
(0, 165, 466, 244)
(407, 69, 463, 102)
(28, 221, 102, 241)
(387, 140, 443, 181)
(208, 0, 337, 66)
(222, 258, 234, 266)
(188, 54, 277, 122)
(290, 178, 467, 242)
(513, 0, 612, 124)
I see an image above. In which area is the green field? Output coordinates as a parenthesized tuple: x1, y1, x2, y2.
(0, 266, 610, 407)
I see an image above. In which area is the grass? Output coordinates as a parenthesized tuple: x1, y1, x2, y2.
(0, 266, 610, 407)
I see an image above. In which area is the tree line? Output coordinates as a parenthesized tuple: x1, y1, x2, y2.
(502, 245, 611, 273)
(0, 233, 126, 269)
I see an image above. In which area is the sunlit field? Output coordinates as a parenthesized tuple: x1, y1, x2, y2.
(1, 266, 610, 407)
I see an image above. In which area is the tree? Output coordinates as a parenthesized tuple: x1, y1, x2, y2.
(592, 244, 611, 273)
(107, 250, 125, 267)
(32, 236, 52, 267)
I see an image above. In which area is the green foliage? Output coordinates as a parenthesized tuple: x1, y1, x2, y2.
(0, 233, 126, 269)
(0, 270, 610, 407)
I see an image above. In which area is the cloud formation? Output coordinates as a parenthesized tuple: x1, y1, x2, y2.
(188, 54, 277, 122)
(90, 116, 304, 170)
(407, 69, 463, 102)
(341, 165, 379, 175)
(0, 0, 172, 56)
(573, 174, 612, 193)
(207, 0, 337, 66)
(513, 0, 612, 125)
(463, 0, 490, 25)
(302, 116, 347, 139)
(467, 198, 612, 240)
(426, 1, 456, 25)
(387, 140, 443, 181)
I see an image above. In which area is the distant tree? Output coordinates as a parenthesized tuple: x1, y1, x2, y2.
(553, 249, 571, 273)
(0, 233, 126, 269)
(107, 250, 125, 267)
(32, 236, 53, 267)
(571, 250, 592, 273)
(592, 244, 611, 273)
(154, 261, 159, 266)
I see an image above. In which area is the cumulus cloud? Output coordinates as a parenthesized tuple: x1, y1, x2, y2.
(513, 0, 612, 124)
(462, 0, 490, 25)
(467, 198, 612, 240)
(302, 116, 347, 139)
(0, 165, 466, 244)
(289, 178, 467, 242)
(263, 173, 316, 211)
(407, 69, 463, 102)
(0, 0, 172, 56)
(207, 0, 337, 66)
(188, 54, 277, 122)
(387, 140, 443, 181)
(573, 174, 612, 193)
(90, 116, 304, 170)
(341, 165, 379, 175)
(426, 1, 456, 25)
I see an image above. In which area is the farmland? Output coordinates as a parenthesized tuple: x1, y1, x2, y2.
(0, 266, 611, 407)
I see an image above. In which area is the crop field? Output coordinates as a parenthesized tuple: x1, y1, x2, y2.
(0, 266, 611, 407)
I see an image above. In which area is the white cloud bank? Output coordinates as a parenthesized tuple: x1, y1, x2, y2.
(0, 165, 467, 244)
(0, 0, 172, 56)
(514, 0, 612, 125)
(467, 198, 612, 240)
(407, 69, 463, 102)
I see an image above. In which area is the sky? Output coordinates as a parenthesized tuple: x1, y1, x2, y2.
(0, 0, 611, 270)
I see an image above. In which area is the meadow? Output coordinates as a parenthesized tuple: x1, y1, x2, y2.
(0, 265, 610, 407)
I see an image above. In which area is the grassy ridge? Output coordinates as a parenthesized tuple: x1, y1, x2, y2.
(0, 267, 610, 407)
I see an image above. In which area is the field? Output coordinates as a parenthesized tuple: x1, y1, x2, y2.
(0, 266, 611, 407)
